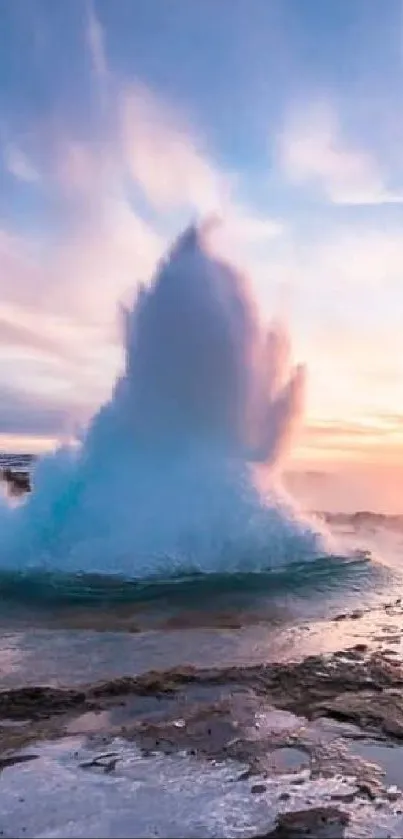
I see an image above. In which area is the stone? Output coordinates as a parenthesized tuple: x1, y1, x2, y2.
(251, 783, 267, 794)
(253, 806, 349, 838)
(386, 785, 400, 801)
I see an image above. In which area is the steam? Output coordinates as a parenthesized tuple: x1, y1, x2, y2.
(0, 221, 328, 577)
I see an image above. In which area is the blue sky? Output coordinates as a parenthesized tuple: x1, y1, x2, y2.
(1, 0, 403, 463)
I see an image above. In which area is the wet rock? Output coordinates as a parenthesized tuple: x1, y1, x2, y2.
(254, 806, 349, 838)
(236, 768, 255, 781)
(79, 752, 119, 773)
(251, 783, 267, 794)
(1, 469, 30, 495)
(382, 717, 403, 738)
(330, 789, 357, 803)
(90, 667, 198, 699)
(0, 754, 37, 771)
(375, 635, 401, 644)
(131, 700, 249, 761)
(317, 689, 403, 738)
(386, 784, 400, 801)
(3, 650, 403, 748)
(356, 780, 381, 800)
(0, 687, 90, 720)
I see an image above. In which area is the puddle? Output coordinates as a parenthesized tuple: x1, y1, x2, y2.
(268, 746, 308, 773)
(67, 684, 240, 736)
(67, 695, 175, 735)
(350, 741, 403, 790)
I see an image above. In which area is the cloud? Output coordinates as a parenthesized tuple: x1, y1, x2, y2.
(6, 73, 402, 457)
(278, 102, 403, 205)
(299, 227, 403, 289)
(48, 192, 165, 321)
(218, 209, 283, 242)
(0, 134, 165, 322)
(120, 84, 283, 254)
(0, 384, 76, 437)
(120, 85, 227, 214)
(0, 316, 72, 361)
(0, 79, 282, 329)
(86, 0, 108, 83)
(3, 145, 40, 183)
(304, 419, 397, 441)
(0, 189, 165, 443)
(295, 417, 403, 470)
(0, 230, 43, 311)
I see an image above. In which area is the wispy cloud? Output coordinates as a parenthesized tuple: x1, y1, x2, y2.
(3, 144, 40, 183)
(296, 417, 403, 467)
(0, 76, 283, 446)
(0, 316, 73, 361)
(0, 230, 43, 311)
(278, 102, 403, 206)
(0, 384, 79, 437)
(86, 0, 108, 83)
(120, 85, 228, 214)
(120, 84, 283, 252)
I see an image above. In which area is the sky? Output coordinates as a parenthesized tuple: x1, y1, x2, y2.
(0, 0, 403, 469)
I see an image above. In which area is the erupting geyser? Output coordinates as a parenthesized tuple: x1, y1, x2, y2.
(0, 221, 329, 577)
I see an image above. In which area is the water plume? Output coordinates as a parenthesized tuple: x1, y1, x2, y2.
(0, 221, 329, 577)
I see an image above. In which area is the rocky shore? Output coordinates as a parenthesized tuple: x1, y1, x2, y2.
(2, 640, 403, 837)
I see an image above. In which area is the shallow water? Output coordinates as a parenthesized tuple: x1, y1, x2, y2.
(1, 517, 403, 839)
(0, 736, 365, 839)
(3, 717, 403, 839)
(0, 518, 401, 689)
(350, 742, 403, 790)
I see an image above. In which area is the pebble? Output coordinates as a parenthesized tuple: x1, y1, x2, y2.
(387, 785, 400, 801)
(251, 783, 266, 794)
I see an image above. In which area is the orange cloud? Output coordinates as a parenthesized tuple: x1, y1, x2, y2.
(295, 416, 403, 465)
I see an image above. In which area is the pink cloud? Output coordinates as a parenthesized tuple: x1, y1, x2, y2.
(120, 84, 228, 213)
(278, 101, 403, 205)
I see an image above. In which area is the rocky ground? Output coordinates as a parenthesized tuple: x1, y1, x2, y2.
(3, 626, 403, 837)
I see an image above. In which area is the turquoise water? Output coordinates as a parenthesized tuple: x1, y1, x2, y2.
(0, 517, 401, 690)
(0, 520, 398, 630)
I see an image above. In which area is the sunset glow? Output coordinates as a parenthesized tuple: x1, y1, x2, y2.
(1, 1, 402, 470)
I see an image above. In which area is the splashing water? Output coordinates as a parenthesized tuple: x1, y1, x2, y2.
(0, 222, 331, 579)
